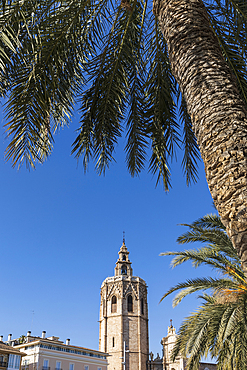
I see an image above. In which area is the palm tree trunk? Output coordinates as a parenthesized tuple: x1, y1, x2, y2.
(153, 0, 247, 273)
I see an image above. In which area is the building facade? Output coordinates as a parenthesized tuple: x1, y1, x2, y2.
(0, 337, 25, 370)
(148, 323, 216, 370)
(13, 332, 108, 370)
(99, 241, 149, 370)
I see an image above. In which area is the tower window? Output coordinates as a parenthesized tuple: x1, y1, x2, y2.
(127, 295, 133, 312)
(112, 337, 115, 347)
(121, 265, 127, 275)
(122, 255, 126, 261)
(141, 298, 144, 315)
(111, 296, 117, 313)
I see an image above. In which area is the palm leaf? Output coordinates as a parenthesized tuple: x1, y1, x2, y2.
(145, 18, 177, 189)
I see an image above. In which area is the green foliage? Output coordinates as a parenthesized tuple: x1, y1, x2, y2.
(0, 0, 246, 185)
(160, 214, 247, 369)
(18, 335, 26, 344)
(206, 0, 247, 107)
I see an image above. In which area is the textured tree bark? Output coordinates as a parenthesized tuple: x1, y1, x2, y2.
(153, 0, 247, 272)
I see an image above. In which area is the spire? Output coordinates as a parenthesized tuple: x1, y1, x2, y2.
(114, 238, 133, 277)
(168, 319, 176, 335)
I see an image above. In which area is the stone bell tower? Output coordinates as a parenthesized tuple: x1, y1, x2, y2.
(99, 239, 149, 370)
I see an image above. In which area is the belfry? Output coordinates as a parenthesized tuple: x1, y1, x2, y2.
(99, 240, 149, 370)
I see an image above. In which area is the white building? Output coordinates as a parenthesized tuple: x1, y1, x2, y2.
(13, 332, 108, 370)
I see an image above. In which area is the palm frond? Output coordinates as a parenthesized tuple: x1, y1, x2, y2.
(125, 0, 149, 176)
(206, 0, 247, 108)
(178, 92, 200, 185)
(73, 0, 147, 173)
(188, 214, 225, 230)
(161, 212, 247, 368)
(4, 0, 95, 168)
(160, 277, 240, 306)
(145, 18, 177, 190)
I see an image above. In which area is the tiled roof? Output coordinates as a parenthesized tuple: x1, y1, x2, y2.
(0, 342, 26, 356)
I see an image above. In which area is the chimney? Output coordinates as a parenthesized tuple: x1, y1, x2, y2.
(27, 331, 31, 337)
(0, 336, 3, 342)
(66, 339, 70, 345)
(8, 334, 12, 342)
(41, 331, 46, 339)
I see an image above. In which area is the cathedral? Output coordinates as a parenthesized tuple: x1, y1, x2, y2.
(99, 241, 216, 370)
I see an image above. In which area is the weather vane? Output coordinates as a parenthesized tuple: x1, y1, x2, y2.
(123, 231, 125, 243)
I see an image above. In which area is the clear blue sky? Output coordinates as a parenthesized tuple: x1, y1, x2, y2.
(0, 107, 214, 357)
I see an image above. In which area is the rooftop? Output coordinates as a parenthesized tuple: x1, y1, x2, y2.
(9, 332, 108, 359)
(0, 342, 25, 356)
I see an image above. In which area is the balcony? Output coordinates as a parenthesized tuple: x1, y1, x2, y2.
(42, 367, 50, 370)
(0, 362, 7, 368)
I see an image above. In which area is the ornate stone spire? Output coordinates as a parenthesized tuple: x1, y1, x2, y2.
(114, 239, 133, 276)
(167, 320, 176, 335)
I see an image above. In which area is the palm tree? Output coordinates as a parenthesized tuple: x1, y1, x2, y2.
(153, 0, 247, 274)
(160, 214, 247, 369)
(0, 0, 247, 268)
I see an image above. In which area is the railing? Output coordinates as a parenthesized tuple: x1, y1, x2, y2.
(0, 362, 7, 368)
(42, 367, 50, 370)
(22, 366, 29, 370)
(55, 367, 62, 370)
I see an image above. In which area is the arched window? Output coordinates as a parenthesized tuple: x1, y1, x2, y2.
(121, 265, 127, 275)
(122, 255, 126, 261)
(111, 296, 117, 313)
(127, 295, 133, 312)
(141, 298, 144, 315)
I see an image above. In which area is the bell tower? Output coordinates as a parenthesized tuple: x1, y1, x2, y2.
(99, 240, 149, 370)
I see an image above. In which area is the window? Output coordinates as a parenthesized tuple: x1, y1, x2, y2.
(122, 255, 126, 261)
(22, 360, 29, 367)
(14, 356, 21, 369)
(98, 368, 102, 370)
(8, 355, 15, 368)
(127, 295, 133, 312)
(84, 366, 89, 370)
(56, 362, 61, 370)
(69, 364, 74, 370)
(111, 296, 117, 313)
(112, 337, 115, 347)
(43, 360, 49, 369)
(141, 298, 144, 315)
(121, 265, 127, 275)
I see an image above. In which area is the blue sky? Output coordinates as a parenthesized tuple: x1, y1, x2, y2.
(0, 108, 214, 357)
